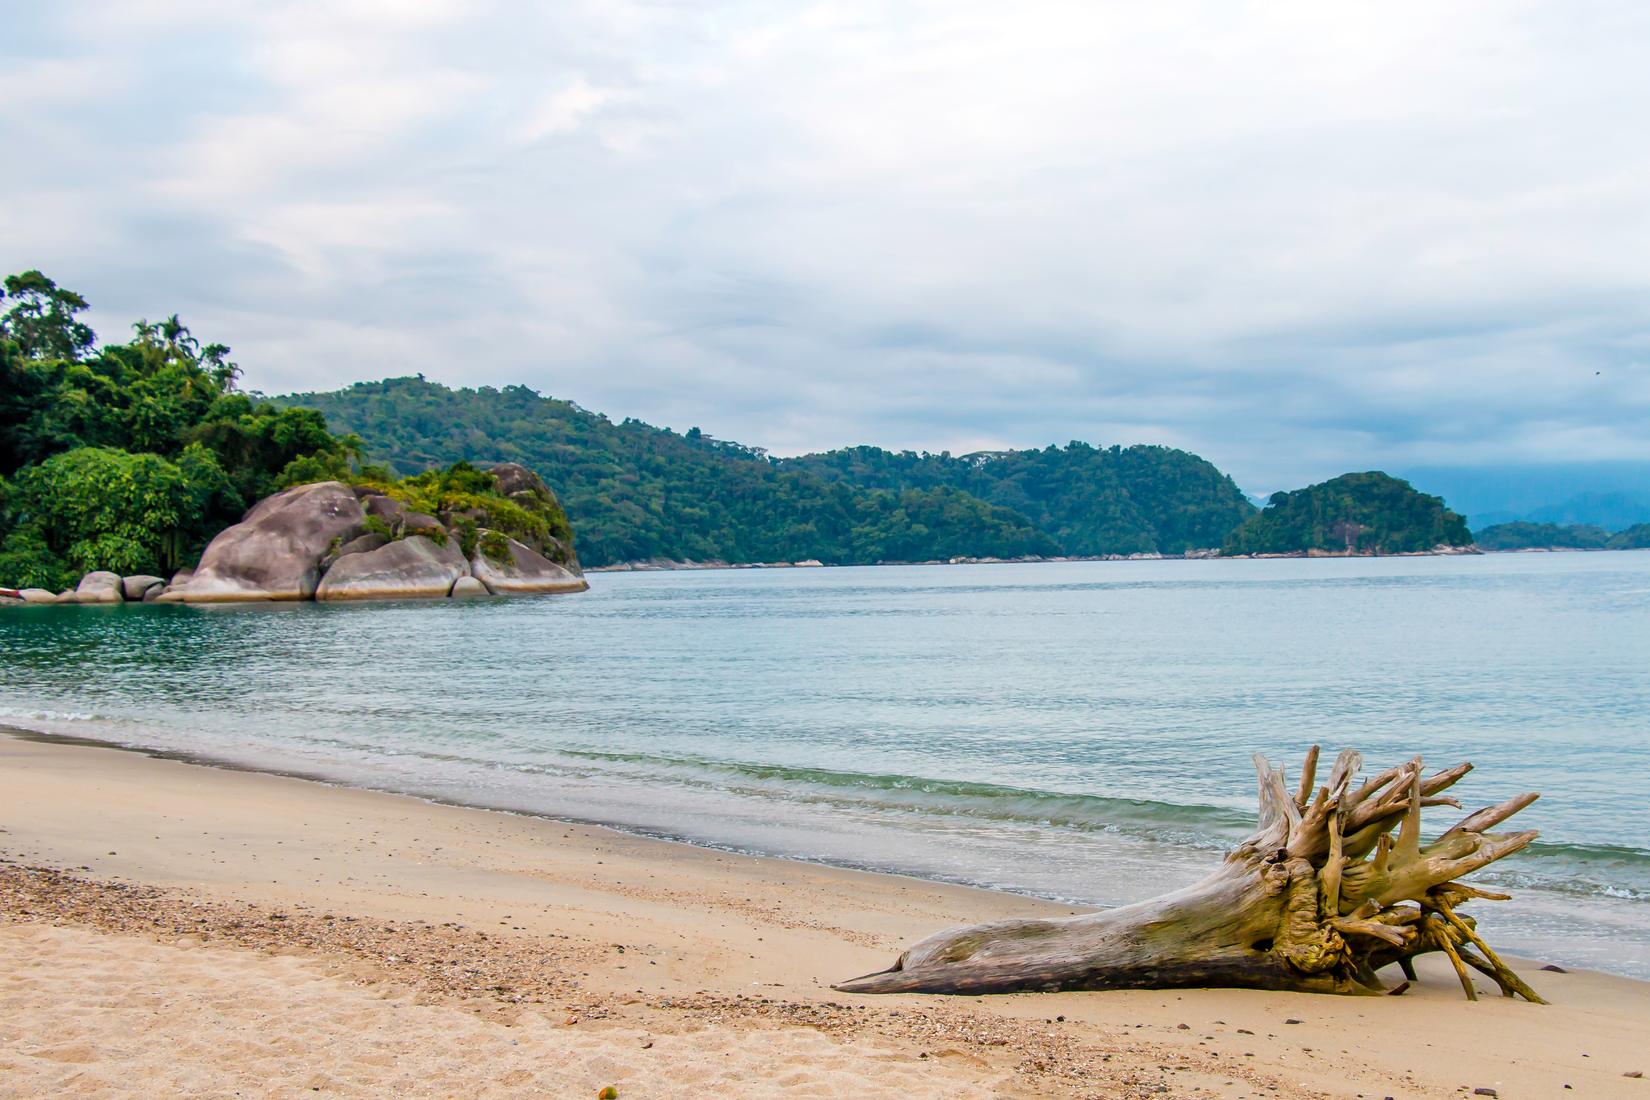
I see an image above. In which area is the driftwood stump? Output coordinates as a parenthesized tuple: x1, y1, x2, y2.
(835, 747, 1545, 1002)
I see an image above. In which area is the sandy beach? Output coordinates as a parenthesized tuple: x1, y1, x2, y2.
(2, 730, 1647, 1099)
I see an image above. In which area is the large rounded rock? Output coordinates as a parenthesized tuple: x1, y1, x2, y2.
(489, 462, 551, 500)
(470, 533, 589, 594)
(166, 481, 366, 602)
(18, 588, 60, 604)
(75, 571, 125, 603)
(315, 535, 470, 601)
(320, 531, 389, 572)
(122, 575, 166, 601)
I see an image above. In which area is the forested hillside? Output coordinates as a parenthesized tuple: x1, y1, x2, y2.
(1223, 472, 1472, 555)
(781, 443, 1254, 556)
(286, 377, 1257, 566)
(283, 378, 1059, 566)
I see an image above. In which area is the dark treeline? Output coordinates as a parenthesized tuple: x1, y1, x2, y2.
(1474, 520, 1650, 551)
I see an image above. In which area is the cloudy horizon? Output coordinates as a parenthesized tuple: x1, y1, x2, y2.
(5, 1, 1649, 493)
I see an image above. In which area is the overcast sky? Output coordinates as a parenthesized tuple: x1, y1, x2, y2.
(4, 1, 1649, 491)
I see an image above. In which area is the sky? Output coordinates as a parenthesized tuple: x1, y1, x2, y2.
(4, 1, 1650, 494)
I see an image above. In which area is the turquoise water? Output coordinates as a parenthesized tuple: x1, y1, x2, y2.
(4, 552, 1649, 976)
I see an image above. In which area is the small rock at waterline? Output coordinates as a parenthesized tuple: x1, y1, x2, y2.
(1474, 1089, 1498, 1097)
(1540, 964, 1568, 972)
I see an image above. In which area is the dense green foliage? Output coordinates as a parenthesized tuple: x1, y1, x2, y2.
(1473, 521, 1612, 551)
(1223, 472, 1472, 555)
(286, 377, 1252, 565)
(354, 460, 579, 565)
(285, 377, 1060, 565)
(0, 271, 360, 588)
(780, 443, 1255, 556)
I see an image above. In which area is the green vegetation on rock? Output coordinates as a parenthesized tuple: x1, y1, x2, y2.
(1222, 471, 1472, 556)
(0, 271, 361, 587)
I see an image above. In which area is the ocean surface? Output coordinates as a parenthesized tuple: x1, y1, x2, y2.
(4, 552, 1649, 977)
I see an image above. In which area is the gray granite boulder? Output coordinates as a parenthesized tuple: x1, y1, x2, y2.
(362, 495, 406, 525)
(319, 531, 389, 572)
(469, 533, 588, 594)
(75, 571, 125, 603)
(449, 575, 490, 598)
(162, 481, 366, 603)
(122, 575, 166, 601)
(315, 534, 470, 601)
(489, 462, 551, 500)
(18, 588, 60, 604)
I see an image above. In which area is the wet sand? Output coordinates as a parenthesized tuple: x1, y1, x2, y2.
(2, 731, 1647, 1098)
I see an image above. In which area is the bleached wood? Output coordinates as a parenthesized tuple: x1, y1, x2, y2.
(834, 746, 1545, 1003)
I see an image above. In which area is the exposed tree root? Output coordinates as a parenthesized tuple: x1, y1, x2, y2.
(835, 747, 1546, 1002)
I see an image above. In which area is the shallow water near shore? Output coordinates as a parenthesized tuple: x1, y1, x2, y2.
(4, 552, 1649, 977)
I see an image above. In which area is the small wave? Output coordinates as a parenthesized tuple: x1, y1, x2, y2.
(0, 707, 105, 724)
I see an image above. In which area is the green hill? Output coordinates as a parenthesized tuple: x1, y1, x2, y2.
(1473, 521, 1611, 551)
(1607, 523, 1650, 550)
(1223, 471, 1472, 556)
(284, 377, 1258, 567)
(780, 443, 1255, 556)
(280, 377, 1059, 567)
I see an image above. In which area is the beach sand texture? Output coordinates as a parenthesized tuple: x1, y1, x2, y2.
(2, 732, 1647, 1098)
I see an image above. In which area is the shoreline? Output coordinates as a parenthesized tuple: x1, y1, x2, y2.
(5, 731, 1650, 1096)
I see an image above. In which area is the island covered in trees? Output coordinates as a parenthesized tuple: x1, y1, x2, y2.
(1222, 472, 1474, 556)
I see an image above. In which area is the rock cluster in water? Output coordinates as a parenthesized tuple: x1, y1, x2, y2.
(2, 463, 587, 606)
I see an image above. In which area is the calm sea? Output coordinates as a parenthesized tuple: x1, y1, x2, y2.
(4, 553, 1648, 976)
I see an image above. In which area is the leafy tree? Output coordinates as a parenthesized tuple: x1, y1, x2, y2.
(3, 445, 234, 579)
(0, 270, 95, 361)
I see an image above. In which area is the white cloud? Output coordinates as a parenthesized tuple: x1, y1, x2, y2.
(3, 0, 1648, 490)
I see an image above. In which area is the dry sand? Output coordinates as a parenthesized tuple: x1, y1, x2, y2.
(2, 731, 1647, 1099)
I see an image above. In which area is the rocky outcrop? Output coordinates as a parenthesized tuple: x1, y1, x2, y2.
(75, 571, 124, 603)
(122, 575, 165, 601)
(18, 463, 589, 608)
(315, 534, 470, 601)
(469, 534, 589, 594)
(161, 481, 366, 603)
(319, 532, 388, 572)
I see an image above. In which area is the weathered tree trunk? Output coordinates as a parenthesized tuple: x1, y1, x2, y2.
(835, 747, 1545, 1002)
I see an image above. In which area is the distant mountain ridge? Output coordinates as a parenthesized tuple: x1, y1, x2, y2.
(280, 377, 1256, 567)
